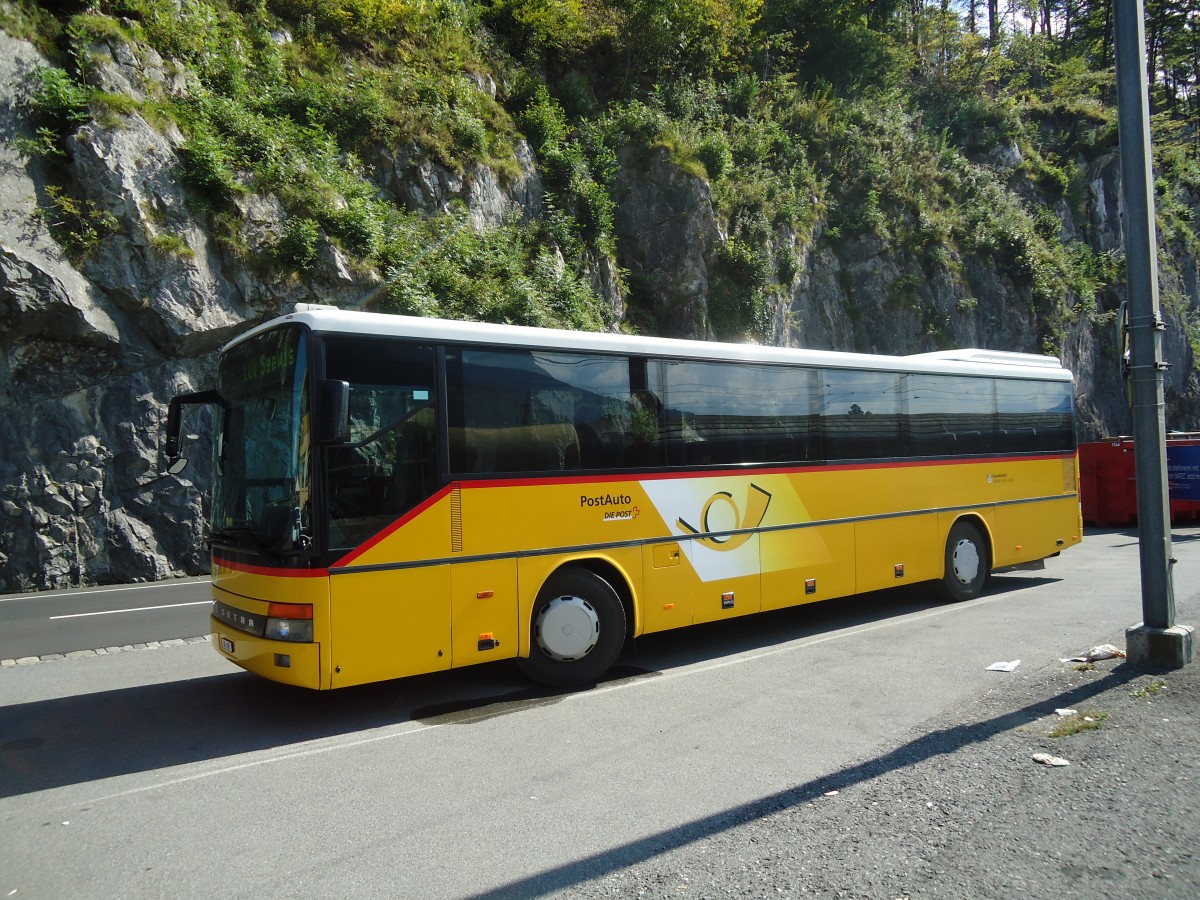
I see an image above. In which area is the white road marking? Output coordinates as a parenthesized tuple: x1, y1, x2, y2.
(49, 600, 213, 620)
(0, 579, 210, 603)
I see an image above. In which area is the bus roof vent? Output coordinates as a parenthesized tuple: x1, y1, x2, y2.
(289, 303, 339, 313)
(909, 348, 1063, 368)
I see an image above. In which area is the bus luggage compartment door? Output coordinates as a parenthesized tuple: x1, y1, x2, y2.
(329, 566, 451, 687)
(641, 541, 692, 632)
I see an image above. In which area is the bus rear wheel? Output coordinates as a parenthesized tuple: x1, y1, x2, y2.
(518, 568, 626, 688)
(941, 520, 990, 602)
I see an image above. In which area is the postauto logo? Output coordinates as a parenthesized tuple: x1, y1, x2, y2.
(677, 483, 772, 551)
(580, 492, 640, 522)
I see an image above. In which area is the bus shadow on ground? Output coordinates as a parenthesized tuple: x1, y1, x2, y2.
(0, 575, 1053, 799)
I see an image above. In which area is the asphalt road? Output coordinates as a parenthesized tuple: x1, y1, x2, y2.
(1, 527, 1198, 898)
(0, 577, 212, 659)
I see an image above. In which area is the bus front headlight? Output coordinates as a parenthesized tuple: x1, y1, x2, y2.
(265, 603, 314, 642)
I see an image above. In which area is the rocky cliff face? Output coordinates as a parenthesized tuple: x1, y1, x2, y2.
(1, 26, 1197, 592)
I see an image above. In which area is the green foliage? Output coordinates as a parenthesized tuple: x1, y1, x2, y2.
(27, 66, 92, 133)
(276, 217, 322, 271)
(1049, 710, 1109, 738)
(37, 184, 119, 262)
(177, 127, 241, 207)
(12, 126, 66, 160)
(758, 0, 899, 92)
(622, 0, 763, 84)
(149, 231, 195, 258)
(381, 210, 608, 330)
(708, 237, 773, 338)
(519, 86, 568, 154)
(696, 132, 733, 181)
(484, 0, 595, 58)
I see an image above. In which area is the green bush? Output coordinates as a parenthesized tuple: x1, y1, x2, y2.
(177, 128, 240, 206)
(571, 176, 614, 244)
(276, 217, 322, 271)
(696, 132, 733, 181)
(39, 184, 119, 262)
(519, 86, 568, 154)
(28, 66, 91, 132)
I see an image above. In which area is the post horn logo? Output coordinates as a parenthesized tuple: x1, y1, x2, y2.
(677, 483, 772, 551)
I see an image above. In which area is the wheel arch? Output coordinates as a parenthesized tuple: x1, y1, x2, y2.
(558, 556, 637, 644)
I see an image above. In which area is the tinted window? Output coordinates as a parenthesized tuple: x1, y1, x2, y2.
(823, 370, 901, 459)
(904, 374, 996, 456)
(446, 348, 664, 473)
(663, 361, 819, 465)
(996, 378, 1074, 452)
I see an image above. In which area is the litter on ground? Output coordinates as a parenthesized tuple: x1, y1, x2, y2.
(1031, 753, 1071, 767)
(986, 659, 1021, 672)
(1061, 644, 1126, 663)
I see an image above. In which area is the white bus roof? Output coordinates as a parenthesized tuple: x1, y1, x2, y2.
(226, 307, 1072, 381)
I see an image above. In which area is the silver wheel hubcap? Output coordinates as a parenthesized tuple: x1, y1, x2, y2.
(536, 595, 600, 661)
(952, 539, 980, 585)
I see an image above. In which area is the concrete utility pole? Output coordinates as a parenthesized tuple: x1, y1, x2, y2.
(1113, 0, 1193, 668)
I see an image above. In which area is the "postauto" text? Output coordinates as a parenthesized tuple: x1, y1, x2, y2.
(580, 493, 633, 508)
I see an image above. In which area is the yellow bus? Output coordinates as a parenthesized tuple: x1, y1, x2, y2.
(165, 307, 1081, 689)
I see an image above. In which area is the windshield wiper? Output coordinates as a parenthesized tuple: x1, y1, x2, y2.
(209, 524, 310, 560)
(209, 526, 278, 558)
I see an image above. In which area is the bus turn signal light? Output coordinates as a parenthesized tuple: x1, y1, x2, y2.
(268, 603, 313, 619)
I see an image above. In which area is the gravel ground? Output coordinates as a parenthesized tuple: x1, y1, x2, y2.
(560, 651, 1199, 899)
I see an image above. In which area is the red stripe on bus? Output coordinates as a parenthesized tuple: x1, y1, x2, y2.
(212, 556, 329, 578)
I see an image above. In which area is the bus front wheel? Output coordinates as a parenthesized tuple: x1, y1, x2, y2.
(941, 520, 990, 602)
(518, 568, 626, 688)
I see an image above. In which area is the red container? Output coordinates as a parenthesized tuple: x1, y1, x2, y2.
(1079, 435, 1200, 526)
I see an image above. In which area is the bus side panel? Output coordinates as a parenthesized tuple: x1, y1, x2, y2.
(641, 541, 693, 634)
(760, 523, 856, 610)
(854, 513, 940, 593)
(450, 558, 518, 667)
(329, 566, 451, 687)
(991, 497, 1081, 568)
(689, 566, 761, 624)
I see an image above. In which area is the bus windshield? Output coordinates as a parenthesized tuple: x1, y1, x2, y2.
(211, 325, 312, 556)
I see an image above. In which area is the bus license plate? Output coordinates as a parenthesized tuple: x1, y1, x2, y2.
(220, 636, 235, 654)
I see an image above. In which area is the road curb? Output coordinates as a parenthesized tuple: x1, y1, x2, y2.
(0, 634, 211, 668)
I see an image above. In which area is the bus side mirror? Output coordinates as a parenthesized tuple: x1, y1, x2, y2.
(164, 389, 225, 474)
(318, 380, 350, 444)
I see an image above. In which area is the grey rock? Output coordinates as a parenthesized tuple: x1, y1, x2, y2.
(613, 146, 719, 338)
